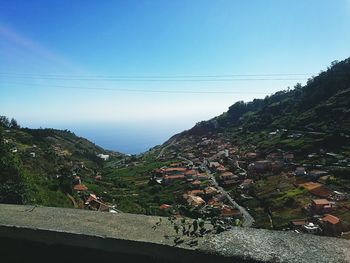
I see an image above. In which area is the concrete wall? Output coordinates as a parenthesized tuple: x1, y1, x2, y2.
(0, 204, 349, 263)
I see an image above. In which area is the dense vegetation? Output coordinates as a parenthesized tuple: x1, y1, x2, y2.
(178, 58, 350, 156)
(0, 116, 123, 207)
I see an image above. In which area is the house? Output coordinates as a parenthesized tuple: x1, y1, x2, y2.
(96, 153, 109, 161)
(73, 184, 88, 192)
(219, 171, 235, 180)
(85, 194, 109, 212)
(159, 204, 172, 210)
(203, 186, 219, 197)
(320, 214, 342, 236)
(239, 179, 254, 189)
(221, 206, 242, 218)
(295, 167, 307, 176)
(289, 219, 307, 231)
(310, 199, 333, 213)
(185, 195, 205, 208)
(29, 152, 36, 158)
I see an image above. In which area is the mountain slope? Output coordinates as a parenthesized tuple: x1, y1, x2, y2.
(0, 123, 124, 207)
(168, 58, 350, 156)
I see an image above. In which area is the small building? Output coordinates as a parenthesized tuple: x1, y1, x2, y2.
(74, 184, 88, 192)
(239, 179, 254, 189)
(311, 199, 333, 213)
(29, 152, 36, 158)
(97, 153, 110, 161)
(219, 171, 235, 180)
(85, 194, 110, 212)
(159, 204, 172, 210)
(185, 195, 205, 208)
(320, 214, 342, 236)
(220, 206, 242, 218)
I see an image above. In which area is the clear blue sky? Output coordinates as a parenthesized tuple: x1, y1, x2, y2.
(1, 0, 350, 152)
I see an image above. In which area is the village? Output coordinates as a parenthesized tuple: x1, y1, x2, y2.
(3, 127, 350, 239)
(154, 133, 350, 238)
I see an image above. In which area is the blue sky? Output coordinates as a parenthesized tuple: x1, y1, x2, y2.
(1, 0, 350, 152)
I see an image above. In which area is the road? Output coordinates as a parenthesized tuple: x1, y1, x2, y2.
(205, 165, 255, 227)
(156, 138, 176, 160)
(181, 154, 254, 227)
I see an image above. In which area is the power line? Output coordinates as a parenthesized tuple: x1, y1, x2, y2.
(2, 82, 273, 94)
(0, 72, 315, 78)
(0, 75, 308, 82)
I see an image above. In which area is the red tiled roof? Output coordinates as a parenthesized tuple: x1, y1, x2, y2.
(164, 174, 185, 180)
(73, 184, 88, 191)
(322, 214, 340, 225)
(159, 204, 171, 209)
(312, 199, 330, 205)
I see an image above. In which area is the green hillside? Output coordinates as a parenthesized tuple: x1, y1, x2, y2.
(174, 58, 350, 157)
(0, 120, 124, 207)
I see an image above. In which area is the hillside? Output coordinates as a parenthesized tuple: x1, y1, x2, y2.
(147, 58, 350, 235)
(164, 58, 350, 156)
(1, 58, 350, 238)
(0, 121, 125, 208)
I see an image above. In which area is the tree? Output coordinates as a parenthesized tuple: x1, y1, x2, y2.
(10, 118, 20, 129)
(0, 116, 10, 128)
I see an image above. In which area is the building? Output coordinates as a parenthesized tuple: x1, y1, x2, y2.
(185, 195, 205, 208)
(97, 153, 110, 161)
(310, 199, 333, 213)
(320, 214, 342, 236)
(239, 179, 254, 189)
(73, 184, 88, 192)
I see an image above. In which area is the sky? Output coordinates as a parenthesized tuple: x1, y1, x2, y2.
(1, 0, 350, 153)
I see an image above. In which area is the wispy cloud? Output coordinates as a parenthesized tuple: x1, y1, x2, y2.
(0, 23, 83, 73)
